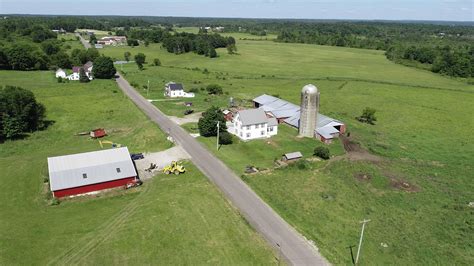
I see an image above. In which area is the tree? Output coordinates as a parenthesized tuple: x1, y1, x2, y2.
(0, 86, 46, 140)
(134, 53, 146, 70)
(153, 58, 161, 66)
(6, 44, 36, 70)
(79, 68, 90, 83)
(144, 40, 150, 47)
(356, 107, 377, 125)
(41, 39, 61, 55)
(206, 84, 223, 95)
(92, 56, 116, 79)
(124, 51, 131, 61)
(198, 106, 227, 137)
(219, 131, 233, 145)
(50, 52, 72, 69)
(89, 34, 97, 44)
(227, 44, 237, 54)
(314, 146, 330, 160)
(127, 39, 139, 46)
(209, 48, 217, 58)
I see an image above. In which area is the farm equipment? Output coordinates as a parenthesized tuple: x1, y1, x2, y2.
(184, 109, 194, 115)
(162, 161, 186, 175)
(125, 179, 143, 189)
(99, 140, 122, 148)
(145, 163, 157, 172)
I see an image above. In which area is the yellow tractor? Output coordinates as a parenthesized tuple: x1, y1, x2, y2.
(162, 161, 186, 175)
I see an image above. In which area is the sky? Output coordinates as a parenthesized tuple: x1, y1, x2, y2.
(0, 0, 473, 22)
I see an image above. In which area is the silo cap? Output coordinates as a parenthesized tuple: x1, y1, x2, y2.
(302, 84, 318, 94)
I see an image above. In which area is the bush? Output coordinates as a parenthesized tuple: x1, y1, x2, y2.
(206, 84, 223, 95)
(153, 58, 161, 66)
(189, 87, 199, 93)
(219, 131, 233, 145)
(356, 107, 377, 125)
(130, 82, 139, 88)
(314, 146, 330, 160)
(50, 198, 60, 206)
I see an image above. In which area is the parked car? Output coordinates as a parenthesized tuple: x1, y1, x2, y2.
(131, 153, 144, 160)
(184, 109, 194, 115)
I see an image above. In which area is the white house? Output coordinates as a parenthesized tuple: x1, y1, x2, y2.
(164, 82, 195, 98)
(68, 62, 93, 81)
(231, 109, 278, 141)
(55, 69, 66, 79)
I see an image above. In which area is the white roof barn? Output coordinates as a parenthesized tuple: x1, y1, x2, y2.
(48, 147, 137, 196)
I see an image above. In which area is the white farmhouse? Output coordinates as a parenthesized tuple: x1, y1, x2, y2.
(68, 62, 93, 81)
(55, 68, 66, 79)
(232, 109, 278, 141)
(164, 82, 195, 98)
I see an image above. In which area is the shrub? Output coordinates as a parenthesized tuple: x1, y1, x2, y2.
(219, 131, 233, 145)
(189, 87, 199, 93)
(130, 82, 139, 88)
(356, 107, 377, 125)
(198, 106, 227, 137)
(50, 198, 60, 206)
(92, 56, 116, 79)
(314, 146, 330, 160)
(206, 84, 223, 95)
(153, 58, 161, 66)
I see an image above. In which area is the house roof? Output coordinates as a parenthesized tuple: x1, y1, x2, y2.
(168, 83, 184, 91)
(48, 147, 137, 191)
(283, 152, 303, 160)
(268, 117, 278, 127)
(72, 66, 82, 73)
(237, 109, 268, 126)
(84, 61, 93, 69)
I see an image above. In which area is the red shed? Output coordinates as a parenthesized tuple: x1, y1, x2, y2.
(90, 128, 107, 138)
(47, 147, 138, 198)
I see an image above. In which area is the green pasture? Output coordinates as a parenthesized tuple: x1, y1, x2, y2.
(0, 71, 276, 265)
(99, 35, 474, 264)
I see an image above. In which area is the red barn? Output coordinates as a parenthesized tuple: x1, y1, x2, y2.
(48, 147, 138, 198)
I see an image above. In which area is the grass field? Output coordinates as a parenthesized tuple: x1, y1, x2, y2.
(0, 71, 276, 264)
(100, 34, 474, 264)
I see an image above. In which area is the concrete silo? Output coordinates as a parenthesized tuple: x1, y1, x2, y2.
(298, 84, 319, 137)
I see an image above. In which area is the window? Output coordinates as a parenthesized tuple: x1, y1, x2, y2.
(240, 132, 243, 137)
(246, 126, 250, 130)
(116, 168, 121, 173)
(82, 173, 87, 179)
(269, 126, 274, 132)
(246, 133, 250, 138)
(261, 131, 265, 136)
(255, 124, 259, 129)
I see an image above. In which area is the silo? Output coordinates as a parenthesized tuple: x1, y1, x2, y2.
(299, 84, 319, 137)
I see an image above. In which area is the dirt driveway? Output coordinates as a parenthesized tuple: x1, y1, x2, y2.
(134, 146, 191, 179)
(167, 112, 202, 125)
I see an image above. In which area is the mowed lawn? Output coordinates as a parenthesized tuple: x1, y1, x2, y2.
(0, 71, 276, 265)
(100, 35, 474, 264)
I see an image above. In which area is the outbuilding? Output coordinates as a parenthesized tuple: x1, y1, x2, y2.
(282, 152, 303, 162)
(48, 147, 138, 198)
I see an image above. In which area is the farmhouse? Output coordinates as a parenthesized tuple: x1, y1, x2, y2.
(97, 36, 127, 46)
(253, 87, 345, 144)
(55, 68, 66, 79)
(47, 147, 138, 198)
(68, 61, 93, 81)
(164, 82, 195, 98)
(231, 109, 278, 141)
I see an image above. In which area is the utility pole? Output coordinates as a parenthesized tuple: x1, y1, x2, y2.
(216, 121, 220, 150)
(347, 245, 356, 265)
(147, 80, 150, 97)
(355, 219, 371, 265)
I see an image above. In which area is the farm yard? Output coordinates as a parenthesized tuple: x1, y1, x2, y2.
(99, 30, 474, 265)
(0, 71, 276, 264)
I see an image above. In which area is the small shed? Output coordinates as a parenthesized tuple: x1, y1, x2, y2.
(282, 152, 303, 162)
(90, 128, 107, 138)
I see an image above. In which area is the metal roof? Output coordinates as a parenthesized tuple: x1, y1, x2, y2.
(48, 147, 137, 191)
(167, 83, 184, 91)
(236, 109, 268, 126)
(268, 117, 278, 127)
(253, 94, 280, 105)
(283, 152, 303, 160)
(316, 126, 340, 139)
